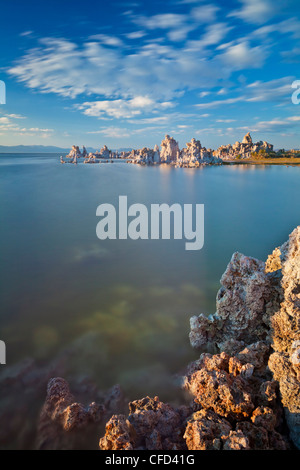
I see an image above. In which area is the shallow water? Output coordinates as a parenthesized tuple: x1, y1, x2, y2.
(1, 154, 300, 403)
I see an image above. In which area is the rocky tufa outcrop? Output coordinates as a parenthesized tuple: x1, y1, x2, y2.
(160, 135, 180, 163)
(177, 138, 220, 168)
(99, 343, 289, 450)
(189, 226, 300, 449)
(266, 227, 300, 449)
(214, 132, 274, 160)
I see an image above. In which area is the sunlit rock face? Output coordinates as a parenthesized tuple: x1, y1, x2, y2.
(67, 145, 82, 159)
(178, 138, 221, 167)
(214, 133, 274, 160)
(267, 227, 300, 450)
(99, 145, 110, 159)
(160, 135, 180, 162)
(242, 132, 253, 145)
(180, 138, 202, 164)
(189, 226, 300, 449)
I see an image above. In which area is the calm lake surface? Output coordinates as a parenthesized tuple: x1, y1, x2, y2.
(1, 154, 300, 402)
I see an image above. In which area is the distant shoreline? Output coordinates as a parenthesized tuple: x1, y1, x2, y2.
(2, 153, 300, 166)
(223, 158, 300, 165)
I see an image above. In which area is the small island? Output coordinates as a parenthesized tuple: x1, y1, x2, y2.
(60, 133, 300, 167)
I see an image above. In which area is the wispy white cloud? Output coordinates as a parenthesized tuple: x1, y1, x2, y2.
(229, 0, 276, 24)
(8, 36, 228, 103)
(79, 97, 175, 119)
(88, 127, 131, 138)
(220, 41, 267, 70)
(191, 4, 219, 23)
(88, 34, 124, 47)
(195, 77, 295, 108)
(126, 31, 146, 40)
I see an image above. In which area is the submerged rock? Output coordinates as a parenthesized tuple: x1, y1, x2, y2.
(36, 377, 125, 450)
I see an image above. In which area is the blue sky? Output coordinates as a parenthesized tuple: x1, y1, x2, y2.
(0, 0, 299, 150)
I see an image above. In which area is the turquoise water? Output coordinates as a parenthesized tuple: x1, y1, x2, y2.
(0, 154, 300, 401)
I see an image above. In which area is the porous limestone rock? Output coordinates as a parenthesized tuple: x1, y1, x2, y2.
(99, 396, 190, 450)
(182, 346, 289, 449)
(183, 410, 232, 450)
(189, 252, 282, 353)
(267, 227, 300, 449)
(189, 225, 300, 448)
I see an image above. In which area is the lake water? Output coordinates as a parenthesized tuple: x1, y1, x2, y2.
(1, 154, 300, 406)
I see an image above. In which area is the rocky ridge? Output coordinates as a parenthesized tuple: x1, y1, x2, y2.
(62, 132, 274, 167)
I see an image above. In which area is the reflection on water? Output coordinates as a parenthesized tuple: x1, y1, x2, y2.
(1, 155, 300, 407)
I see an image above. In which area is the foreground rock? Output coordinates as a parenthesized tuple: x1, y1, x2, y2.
(189, 226, 300, 449)
(267, 227, 300, 449)
(99, 342, 289, 450)
(99, 396, 190, 450)
(183, 346, 288, 450)
(189, 252, 282, 353)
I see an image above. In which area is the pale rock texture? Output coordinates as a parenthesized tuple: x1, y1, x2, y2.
(189, 252, 282, 352)
(153, 144, 160, 163)
(160, 135, 180, 162)
(182, 346, 288, 450)
(177, 138, 220, 167)
(267, 227, 300, 449)
(66, 145, 82, 162)
(99, 145, 110, 159)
